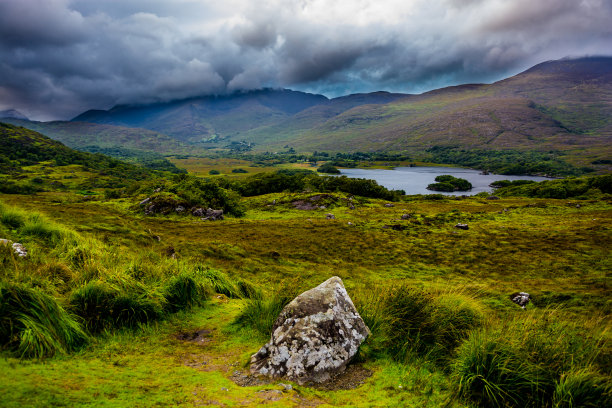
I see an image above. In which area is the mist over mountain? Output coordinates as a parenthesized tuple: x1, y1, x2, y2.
(59, 57, 612, 166)
(0, 109, 28, 120)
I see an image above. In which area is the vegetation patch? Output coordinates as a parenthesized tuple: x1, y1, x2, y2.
(427, 175, 473, 192)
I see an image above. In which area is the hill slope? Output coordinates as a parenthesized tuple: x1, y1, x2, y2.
(0, 122, 159, 190)
(248, 57, 611, 164)
(3, 119, 190, 155)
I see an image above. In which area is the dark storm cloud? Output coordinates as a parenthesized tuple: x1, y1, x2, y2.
(0, 0, 610, 120)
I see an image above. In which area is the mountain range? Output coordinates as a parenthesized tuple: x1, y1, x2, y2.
(3, 57, 611, 168)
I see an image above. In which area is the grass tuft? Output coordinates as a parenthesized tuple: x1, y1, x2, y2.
(0, 281, 88, 358)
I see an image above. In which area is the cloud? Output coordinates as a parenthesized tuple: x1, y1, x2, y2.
(0, 0, 610, 120)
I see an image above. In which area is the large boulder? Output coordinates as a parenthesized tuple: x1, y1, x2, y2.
(250, 276, 370, 384)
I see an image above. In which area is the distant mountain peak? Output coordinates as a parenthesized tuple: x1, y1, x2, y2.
(0, 109, 29, 121)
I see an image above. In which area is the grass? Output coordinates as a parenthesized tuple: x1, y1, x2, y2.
(0, 185, 610, 406)
(452, 310, 610, 407)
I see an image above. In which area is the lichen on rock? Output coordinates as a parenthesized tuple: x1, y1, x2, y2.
(250, 276, 370, 385)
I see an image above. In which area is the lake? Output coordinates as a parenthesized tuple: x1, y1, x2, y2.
(338, 166, 550, 196)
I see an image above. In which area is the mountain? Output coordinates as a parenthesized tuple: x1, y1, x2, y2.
(67, 57, 612, 165)
(0, 109, 28, 120)
(72, 89, 332, 143)
(246, 57, 611, 165)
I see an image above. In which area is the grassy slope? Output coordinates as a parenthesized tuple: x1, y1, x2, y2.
(2, 119, 193, 155)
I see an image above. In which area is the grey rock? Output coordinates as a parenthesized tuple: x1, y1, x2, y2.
(278, 383, 293, 391)
(325, 213, 335, 220)
(401, 214, 411, 220)
(384, 203, 394, 207)
(510, 292, 531, 309)
(455, 223, 469, 230)
(202, 208, 224, 221)
(192, 208, 205, 217)
(250, 276, 370, 385)
(175, 205, 185, 213)
(139, 197, 151, 206)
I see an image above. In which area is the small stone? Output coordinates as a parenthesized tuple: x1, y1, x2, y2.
(278, 383, 293, 391)
(12, 242, 27, 257)
(139, 197, 151, 206)
(175, 205, 185, 213)
(326, 213, 335, 220)
(455, 223, 469, 230)
(384, 203, 394, 207)
(221, 387, 228, 392)
(401, 214, 411, 220)
(347, 222, 353, 226)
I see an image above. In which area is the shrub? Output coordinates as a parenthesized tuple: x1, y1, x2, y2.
(209, 169, 220, 175)
(0, 281, 88, 358)
(231, 168, 248, 173)
(317, 163, 341, 174)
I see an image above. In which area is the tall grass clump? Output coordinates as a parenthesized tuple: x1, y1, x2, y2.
(0, 201, 78, 247)
(452, 311, 610, 407)
(355, 285, 484, 364)
(234, 280, 301, 338)
(69, 280, 163, 333)
(163, 269, 214, 313)
(0, 281, 88, 358)
(200, 267, 253, 299)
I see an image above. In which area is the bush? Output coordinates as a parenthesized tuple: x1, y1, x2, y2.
(317, 163, 341, 174)
(231, 168, 248, 173)
(0, 281, 88, 358)
(208, 169, 220, 175)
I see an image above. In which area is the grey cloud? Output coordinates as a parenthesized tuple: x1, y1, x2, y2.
(0, 0, 611, 120)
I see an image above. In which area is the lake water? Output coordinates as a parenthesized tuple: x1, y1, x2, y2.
(339, 166, 549, 196)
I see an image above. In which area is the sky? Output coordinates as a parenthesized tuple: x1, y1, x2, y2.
(0, 0, 611, 121)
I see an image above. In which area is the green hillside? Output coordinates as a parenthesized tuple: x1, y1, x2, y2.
(0, 123, 166, 192)
(3, 119, 192, 154)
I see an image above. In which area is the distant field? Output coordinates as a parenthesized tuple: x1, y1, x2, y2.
(167, 156, 316, 177)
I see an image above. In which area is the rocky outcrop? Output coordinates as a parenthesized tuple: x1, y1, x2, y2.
(250, 276, 370, 385)
(200, 208, 224, 221)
